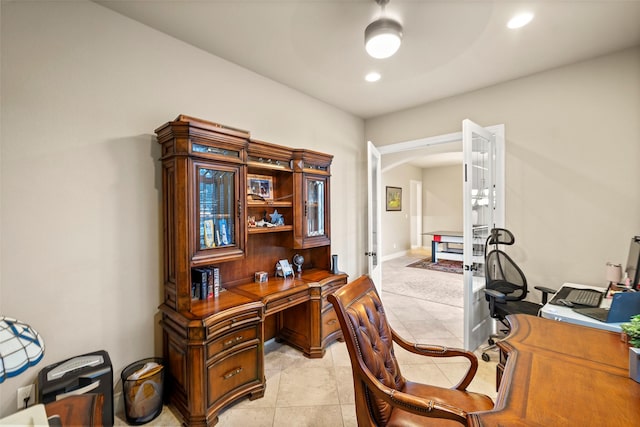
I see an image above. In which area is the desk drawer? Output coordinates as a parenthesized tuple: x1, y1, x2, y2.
(265, 290, 308, 314)
(207, 309, 262, 338)
(207, 344, 261, 407)
(321, 279, 346, 310)
(207, 325, 259, 359)
(322, 308, 341, 337)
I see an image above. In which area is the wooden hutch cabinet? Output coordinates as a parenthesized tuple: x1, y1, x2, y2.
(155, 115, 346, 426)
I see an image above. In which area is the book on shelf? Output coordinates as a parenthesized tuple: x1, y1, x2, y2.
(192, 267, 210, 300)
(219, 219, 229, 245)
(209, 266, 221, 297)
(192, 266, 222, 300)
(203, 219, 216, 248)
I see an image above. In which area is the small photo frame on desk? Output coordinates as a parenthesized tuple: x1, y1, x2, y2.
(386, 186, 402, 211)
(248, 174, 273, 201)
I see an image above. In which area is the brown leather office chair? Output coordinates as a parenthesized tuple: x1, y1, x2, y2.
(328, 275, 493, 426)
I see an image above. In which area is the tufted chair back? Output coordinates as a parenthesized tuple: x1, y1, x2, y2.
(328, 275, 405, 425)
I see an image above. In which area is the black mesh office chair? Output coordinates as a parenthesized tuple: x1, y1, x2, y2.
(481, 228, 555, 361)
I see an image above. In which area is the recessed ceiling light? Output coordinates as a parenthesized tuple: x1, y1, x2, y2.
(365, 72, 381, 82)
(507, 12, 534, 29)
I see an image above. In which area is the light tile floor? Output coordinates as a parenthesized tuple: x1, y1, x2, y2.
(117, 254, 498, 426)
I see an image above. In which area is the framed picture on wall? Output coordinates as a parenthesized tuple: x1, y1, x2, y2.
(386, 186, 402, 211)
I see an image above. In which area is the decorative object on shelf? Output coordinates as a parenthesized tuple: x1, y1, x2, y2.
(254, 271, 268, 283)
(0, 316, 45, 383)
(364, 0, 403, 59)
(385, 186, 402, 211)
(247, 174, 274, 201)
(275, 259, 294, 278)
(248, 215, 256, 228)
(331, 254, 340, 274)
(269, 209, 284, 226)
(292, 254, 304, 274)
(255, 219, 275, 228)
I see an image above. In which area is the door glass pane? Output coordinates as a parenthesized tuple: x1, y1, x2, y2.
(198, 167, 235, 249)
(371, 157, 379, 268)
(471, 133, 491, 274)
(306, 178, 324, 237)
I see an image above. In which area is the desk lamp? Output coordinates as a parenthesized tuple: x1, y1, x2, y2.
(605, 262, 622, 297)
(0, 316, 45, 385)
(606, 262, 622, 287)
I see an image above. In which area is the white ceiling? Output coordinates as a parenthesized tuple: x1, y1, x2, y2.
(95, 0, 640, 168)
(96, 0, 640, 120)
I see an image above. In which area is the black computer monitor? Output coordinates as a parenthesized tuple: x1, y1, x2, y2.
(625, 236, 640, 288)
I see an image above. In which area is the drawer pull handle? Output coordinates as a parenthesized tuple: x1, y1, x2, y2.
(327, 319, 337, 325)
(224, 336, 243, 346)
(288, 297, 293, 301)
(223, 367, 243, 380)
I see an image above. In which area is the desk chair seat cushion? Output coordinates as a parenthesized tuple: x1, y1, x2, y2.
(493, 300, 541, 318)
(384, 382, 494, 427)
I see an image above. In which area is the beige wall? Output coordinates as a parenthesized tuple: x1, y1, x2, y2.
(380, 163, 463, 258)
(367, 47, 640, 294)
(0, 1, 365, 415)
(422, 165, 463, 240)
(381, 164, 422, 257)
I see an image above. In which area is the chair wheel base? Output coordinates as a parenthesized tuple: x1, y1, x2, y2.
(481, 353, 491, 362)
(488, 338, 495, 345)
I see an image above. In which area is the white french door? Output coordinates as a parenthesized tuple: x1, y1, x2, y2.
(367, 121, 504, 350)
(462, 120, 505, 351)
(366, 141, 382, 292)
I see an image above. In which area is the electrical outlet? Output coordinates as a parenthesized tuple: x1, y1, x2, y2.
(17, 385, 35, 410)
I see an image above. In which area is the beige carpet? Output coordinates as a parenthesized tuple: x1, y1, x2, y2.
(382, 255, 464, 308)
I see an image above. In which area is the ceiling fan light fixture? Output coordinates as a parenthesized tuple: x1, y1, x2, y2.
(365, 18, 403, 59)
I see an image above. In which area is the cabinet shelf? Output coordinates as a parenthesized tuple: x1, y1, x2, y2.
(247, 161, 292, 172)
(248, 225, 293, 234)
(247, 201, 293, 208)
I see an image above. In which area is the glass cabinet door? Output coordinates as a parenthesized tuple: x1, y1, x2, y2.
(197, 164, 237, 250)
(305, 177, 326, 238)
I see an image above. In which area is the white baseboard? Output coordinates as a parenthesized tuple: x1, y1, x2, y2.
(381, 250, 409, 262)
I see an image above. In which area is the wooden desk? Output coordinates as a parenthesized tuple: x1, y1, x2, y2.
(423, 230, 486, 263)
(160, 270, 346, 426)
(468, 314, 640, 426)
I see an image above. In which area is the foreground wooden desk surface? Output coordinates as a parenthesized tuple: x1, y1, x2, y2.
(45, 394, 104, 426)
(468, 314, 640, 426)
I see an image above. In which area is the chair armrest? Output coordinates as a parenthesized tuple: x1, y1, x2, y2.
(483, 288, 506, 303)
(533, 286, 557, 304)
(391, 328, 478, 391)
(357, 355, 469, 425)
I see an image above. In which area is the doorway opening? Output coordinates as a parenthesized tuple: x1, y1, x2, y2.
(369, 122, 505, 350)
